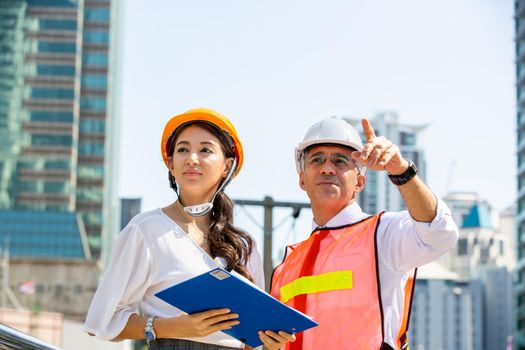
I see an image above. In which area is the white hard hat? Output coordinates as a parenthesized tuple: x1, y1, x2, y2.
(295, 117, 364, 173)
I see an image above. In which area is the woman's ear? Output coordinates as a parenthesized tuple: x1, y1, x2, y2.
(167, 157, 176, 176)
(223, 158, 234, 177)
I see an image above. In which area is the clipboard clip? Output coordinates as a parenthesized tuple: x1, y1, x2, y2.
(210, 269, 230, 280)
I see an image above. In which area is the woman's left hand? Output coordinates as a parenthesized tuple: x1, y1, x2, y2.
(249, 330, 295, 350)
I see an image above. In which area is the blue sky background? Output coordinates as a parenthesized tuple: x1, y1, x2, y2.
(118, 0, 515, 257)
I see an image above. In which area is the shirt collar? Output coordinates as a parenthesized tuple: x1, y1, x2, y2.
(311, 200, 369, 230)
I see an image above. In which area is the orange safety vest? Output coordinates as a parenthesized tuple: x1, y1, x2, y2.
(270, 213, 416, 350)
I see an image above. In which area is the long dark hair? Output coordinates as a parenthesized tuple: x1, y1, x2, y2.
(167, 122, 255, 282)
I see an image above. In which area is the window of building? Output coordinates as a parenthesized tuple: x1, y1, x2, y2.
(84, 8, 110, 21)
(83, 52, 108, 66)
(79, 141, 104, 155)
(74, 284, 83, 294)
(457, 238, 468, 255)
(82, 74, 107, 88)
(39, 19, 77, 30)
(31, 111, 73, 122)
(80, 119, 105, 133)
(38, 42, 76, 53)
(32, 135, 73, 146)
(80, 97, 107, 111)
(78, 164, 104, 178)
(82, 211, 103, 226)
(31, 87, 75, 99)
(400, 131, 416, 146)
(45, 160, 71, 170)
(77, 187, 103, 201)
(44, 182, 69, 193)
(37, 64, 75, 76)
(83, 30, 109, 44)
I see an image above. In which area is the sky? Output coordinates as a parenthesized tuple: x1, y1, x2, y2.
(118, 0, 516, 257)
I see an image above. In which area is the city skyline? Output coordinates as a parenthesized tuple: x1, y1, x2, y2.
(118, 0, 515, 218)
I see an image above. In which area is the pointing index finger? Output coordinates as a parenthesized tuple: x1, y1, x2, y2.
(361, 118, 376, 141)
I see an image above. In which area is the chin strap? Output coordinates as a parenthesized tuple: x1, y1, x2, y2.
(180, 159, 237, 217)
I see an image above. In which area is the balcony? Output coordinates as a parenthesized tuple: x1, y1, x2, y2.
(17, 192, 70, 204)
(25, 52, 76, 65)
(23, 98, 74, 111)
(27, 6, 77, 19)
(23, 121, 73, 135)
(25, 76, 75, 89)
(79, 132, 105, 142)
(26, 30, 77, 42)
(19, 168, 71, 181)
(77, 155, 104, 164)
(77, 177, 104, 186)
(76, 200, 103, 211)
(21, 145, 72, 158)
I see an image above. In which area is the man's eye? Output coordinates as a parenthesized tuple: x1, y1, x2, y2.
(333, 156, 348, 165)
(309, 156, 324, 164)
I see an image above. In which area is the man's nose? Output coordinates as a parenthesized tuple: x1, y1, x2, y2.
(320, 160, 336, 175)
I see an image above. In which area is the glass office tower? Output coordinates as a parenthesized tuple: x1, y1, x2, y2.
(0, 0, 119, 263)
(517, 0, 525, 348)
(344, 112, 427, 213)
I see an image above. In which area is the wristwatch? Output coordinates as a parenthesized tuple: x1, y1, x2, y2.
(144, 316, 157, 344)
(387, 158, 418, 186)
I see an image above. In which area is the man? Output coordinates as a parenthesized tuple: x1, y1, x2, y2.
(270, 117, 458, 350)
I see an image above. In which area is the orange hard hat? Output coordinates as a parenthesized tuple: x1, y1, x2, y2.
(160, 108, 244, 177)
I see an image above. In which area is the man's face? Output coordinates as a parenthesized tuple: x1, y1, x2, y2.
(299, 145, 365, 209)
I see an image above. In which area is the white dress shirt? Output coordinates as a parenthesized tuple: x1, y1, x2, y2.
(311, 196, 458, 349)
(83, 208, 264, 348)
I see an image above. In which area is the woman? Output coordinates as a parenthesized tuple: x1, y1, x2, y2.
(83, 108, 295, 349)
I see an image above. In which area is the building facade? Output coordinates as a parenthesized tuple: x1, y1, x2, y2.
(408, 262, 483, 350)
(343, 112, 427, 213)
(120, 197, 141, 230)
(0, 0, 120, 262)
(517, 0, 525, 347)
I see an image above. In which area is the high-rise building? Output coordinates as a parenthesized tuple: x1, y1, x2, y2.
(343, 112, 427, 213)
(120, 197, 141, 230)
(0, 0, 120, 263)
(517, 0, 525, 347)
(408, 262, 483, 350)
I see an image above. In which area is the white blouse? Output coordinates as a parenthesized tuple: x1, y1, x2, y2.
(83, 208, 265, 348)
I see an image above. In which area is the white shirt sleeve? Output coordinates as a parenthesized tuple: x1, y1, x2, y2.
(83, 224, 152, 340)
(379, 195, 459, 272)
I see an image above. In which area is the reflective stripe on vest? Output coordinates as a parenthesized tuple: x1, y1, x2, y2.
(280, 270, 353, 303)
(270, 213, 415, 350)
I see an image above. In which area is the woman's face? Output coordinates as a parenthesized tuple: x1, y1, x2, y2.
(168, 124, 233, 198)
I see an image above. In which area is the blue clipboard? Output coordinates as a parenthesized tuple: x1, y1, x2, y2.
(155, 268, 318, 347)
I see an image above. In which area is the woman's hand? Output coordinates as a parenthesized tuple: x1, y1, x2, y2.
(156, 308, 239, 338)
(254, 330, 296, 350)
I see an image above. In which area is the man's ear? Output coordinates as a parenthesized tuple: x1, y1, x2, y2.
(299, 172, 306, 191)
(354, 174, 366, 193)
(223, 158, 234, 177)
